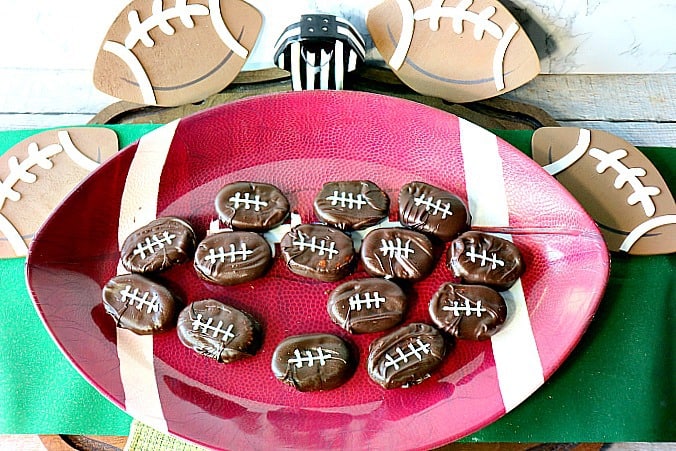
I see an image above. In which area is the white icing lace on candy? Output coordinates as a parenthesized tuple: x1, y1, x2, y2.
(204, 243, 253, 263)
(133, 231, 176, 259)
(443, 297, 487, 317)
(120, 285, 160, 314)
(326, 190, 368, 209)
(465, 245, 504, 269)
(379, 237, 414, 259)
(292, 233, 338, 259)
(383, 339, 431, 371)
(349, 291, 386, 311)
(391, 0, 518, 91)
(191, 313, 235, 341)
(288, 347, 333, 368)
(413, 194, 454, 218)
(229, 191, 268, 211)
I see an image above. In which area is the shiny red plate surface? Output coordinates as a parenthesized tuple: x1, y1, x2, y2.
(26, 91, 609, 450)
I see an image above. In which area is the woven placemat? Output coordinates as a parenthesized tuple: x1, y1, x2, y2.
(125, 421, 206, 451)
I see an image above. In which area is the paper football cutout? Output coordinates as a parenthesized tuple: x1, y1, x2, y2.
(93, 0, 262, 106)
(367, 0, 540, 103)
(532, 127, 676, 255)
(0, 127, 119, 258)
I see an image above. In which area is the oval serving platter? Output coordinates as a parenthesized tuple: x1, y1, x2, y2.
(26, 91, 609, 450)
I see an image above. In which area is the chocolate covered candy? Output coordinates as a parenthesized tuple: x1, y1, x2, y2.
(215, 181, 290, 231)
(360, 227, 435, 280)
(102, 274, 180, 334)
(367, 323, 447, 389)
(177, 299, 262, 363)
(313, 180, 389, 230)
(194, 231, 272, 285)
(280, 224, 355, 281)
(429, 283, 507, 340)
(399, 181, 470, 241)
(327, 278, 407, 334)
(120, 217, 196, 274)
(271, 334, 355, 392)
(447, 231, 525, 291)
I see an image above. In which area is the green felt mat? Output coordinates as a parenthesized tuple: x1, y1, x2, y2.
(0, 125, 673, 442)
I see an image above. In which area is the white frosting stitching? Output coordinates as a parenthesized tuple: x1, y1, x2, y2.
(191, 313, 235, 341)
(413, 194, 454, 218)
(204, 243, 253, 263)
(465, 244, 504, 269)
(133, 231, 176, 259)
(119, 285, 160, 314)
(349, 291, 386, 311)
(293, 233, 338, 259)
(383, 339, 431, 371)
(379, 237, 414, 259)
(288, 347, 333, 367)
(327, 190, 368, 210)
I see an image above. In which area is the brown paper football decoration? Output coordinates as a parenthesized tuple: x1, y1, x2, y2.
(532, 127, 676, 255)
(0, 128, 119, 258)
(93, 0, 262, 106)
(367, 0, 540, 103)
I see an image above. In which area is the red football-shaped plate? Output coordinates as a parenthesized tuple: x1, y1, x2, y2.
(367, 0, 540, 103)
(532, 127, 676, 255)
(27, 91, 608, 450)
(93, 0, 262, 106)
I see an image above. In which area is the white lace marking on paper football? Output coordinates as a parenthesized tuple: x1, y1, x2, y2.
(349, 291, 386, 311)
(229, 192, 268, 211)
(133, 231, 176, 259)
(442, 295, 486, 317)
(204, 243, 254, 263)
(380, 237, 415, 259)
(542, 128, 592, 176)
(384, 339, 431, 371)
(104, 0, 249, 105)
(620, 215, 676, 252)
(292, 233, 339, 259)
(192, 313, 235, 341)
(288, 347, 333, 368)
(466, 245, 504, 269)
(391, 0, 518, 90)
(0, 130, 100, 210)
(588, 147, 661, 217)
(120, 285, 160, 314)
(413, 194, 454, 218)
(327, 190, 368, 210)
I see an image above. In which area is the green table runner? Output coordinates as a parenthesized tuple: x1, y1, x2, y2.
(0, 125, 673, 442)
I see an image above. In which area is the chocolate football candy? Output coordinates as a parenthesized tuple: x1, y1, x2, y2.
(271, 333, 355, 392)
(429, 283, 507, 341)
(120, 216, 196, 274)
(313, 180, 389, 230)
(176, 299, 262, 363)
(367, 323, 447, 389)
(280, 224, 355, 281)
(327, 278, 407, 334)
(102, 273, 180, 334)
(215, 181, 290, 231)
(447, 231, 525, 291)
(360, 227, 435, 280)
(194, 231, 272, 285)
(398, 181, 470, 241)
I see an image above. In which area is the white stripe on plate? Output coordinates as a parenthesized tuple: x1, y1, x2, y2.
(115, 119, 180, 432)
(459, 118, 544, 412)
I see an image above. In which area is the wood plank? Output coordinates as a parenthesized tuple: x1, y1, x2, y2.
(504, 74, 675, 122)
(0, 114, 95, 131)
(558, 120, 676, 148)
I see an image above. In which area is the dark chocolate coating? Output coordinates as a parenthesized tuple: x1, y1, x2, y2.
(367, 323, 448, 389)
(271, 334, 354, 392)
(176, 299, 261, 363)
(398, 181, 470, 241)
(120, 217, 196, 274)
(327, 278, 407, 334)
(429, 283, 507, 340)
(194, 231, 272, 285)
(360, 227, 435, 280)
(102, 274, 180, 334)
(447, 231, 525, 291)
(280, 224, 355, 281)
(215, 181, 290, 231)
(313, 180, 389, 230)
